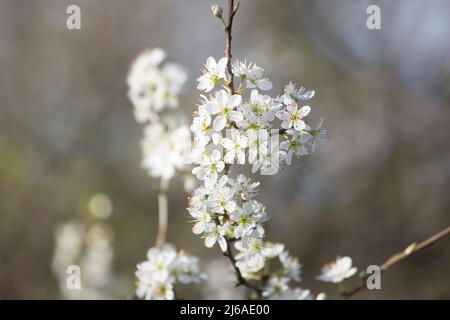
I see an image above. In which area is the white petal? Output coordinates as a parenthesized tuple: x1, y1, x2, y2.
(281, 120, 292, 129)
(229, 94, 242, 107)
(196, 73, 209, 83)
(217, 57, 228, 68)
(245, 80, 256, 89)
(276, 111, 288, 121)
(212, 133, 223, 145)
(193, 222, 205, 234)
(258, 79, 272, 91)
(213, 116, 227, 131)
(216, 161, 225, 172)
(218, 236, 228, 252)
(204, 234, 217, 248)
(299, 90, 315, 100)
(293, 120, 306, 131)
(248, 149, 257, 164)
(210, 149, 221, 161)
(205, 57, 216, 70)
(230, 111, 243, 122)
(224, 151, 235, 163)
(225, 201, 236, 213)
(287, 103, 297, 113)
(237, 150, 246, 164)
(250, 89, 259, 102)
(252, 161, 262, 174)
(316, 274, 331, 282)
(205, 102, 219, 115)
(216, 90, 228, 105)
(299, 105, 311, 117)
(222, 138, 234, 150)
(345, 267, 357, 278)
(338, 256, 353, 271)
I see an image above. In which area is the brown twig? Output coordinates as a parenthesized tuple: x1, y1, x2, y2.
(156, 178, 170, 247)
(216, 0, 265, 298)
(224, 0, 238, 94)
(342, 225, 450, 298)
(223, 238, 264, 298)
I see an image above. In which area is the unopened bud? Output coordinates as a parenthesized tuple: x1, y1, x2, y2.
(211, 5, 223, 19)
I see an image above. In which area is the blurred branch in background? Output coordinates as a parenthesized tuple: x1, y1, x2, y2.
(343, 225, 450, 298)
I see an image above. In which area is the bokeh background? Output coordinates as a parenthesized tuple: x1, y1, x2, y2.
(1, 0, 449, 299)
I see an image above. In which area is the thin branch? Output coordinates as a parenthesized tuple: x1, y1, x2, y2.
(223, 238, 264, 298)
(218, 0, 265, 298)
(156, 178, 170, 247)
(343, 225, 450, 298)
(224, 0, 238, 94)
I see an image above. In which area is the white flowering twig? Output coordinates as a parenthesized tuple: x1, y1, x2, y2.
(189, 1, 330, 300)
(127, 49, 205, 300)
(215, 0, 265, 296)
(343, 225, 450, 298)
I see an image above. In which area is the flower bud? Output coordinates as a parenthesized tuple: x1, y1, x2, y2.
(211, 5, 223, 19)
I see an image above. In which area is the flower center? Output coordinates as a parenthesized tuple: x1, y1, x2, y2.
(252, 104, 264, 115)
(210, 74, 218, 83)
(289, 112, 298, 121)
(220, 105, 231, 116)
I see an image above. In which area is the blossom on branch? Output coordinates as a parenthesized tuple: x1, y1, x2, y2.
(135, 244, 206, 300)
(316, 256, 357, 283)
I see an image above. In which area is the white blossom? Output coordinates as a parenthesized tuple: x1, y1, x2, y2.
(227, 174, 260, 200)
(206, 90, 243, 131)
(141, 122, 191, 180)
(223, 128, 248, 164)
(305, 118, 329, 153)
(245, 90, 280, 122)
(206, 184, 237, 214)
(204, 223, 228, 252)
(247, 129, 269, 164)
(128, 48, 187, 122)
(279, 251, 302, 282)
(316, 256, 357, 283)
(276, 101, 311, 131)
(232, 60, 272, 91)
(262, 276, 290, 298)
(197, 57, 228, 92)
(234, 239, 284, 275)
(283, 82, 315, 103)
(188, 207, 211, 234)
(251, 144, 282, 175)
(280, 129, 310, 165)
(230, 201, 267, 239)
(52, 215, 117, 299)
(192, 149, 225, 181)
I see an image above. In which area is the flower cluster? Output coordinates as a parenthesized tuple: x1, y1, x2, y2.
(127, 48, 192, 183)
(52, 194, 118, 299)
(191, 57, 328, 175)
(128, 48, 187, 122)
(135, 244, 206, 300)
(188, 56, 330, 299)
(128, 48, 205, 300)
(140, 119, 191, 180)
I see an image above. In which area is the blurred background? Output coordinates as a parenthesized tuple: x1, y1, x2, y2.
(1, 0, 449, 299)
